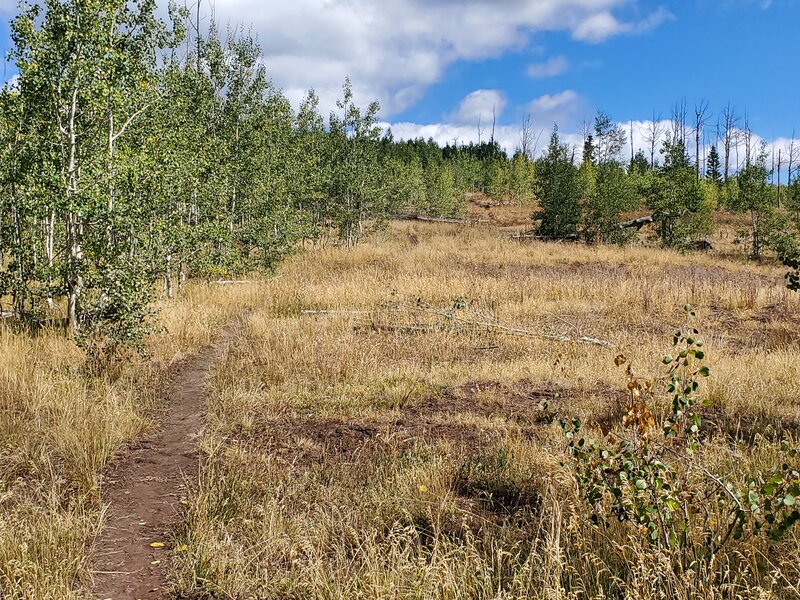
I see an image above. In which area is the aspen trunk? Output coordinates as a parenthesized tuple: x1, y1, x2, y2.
(12, 197, 24, 317)
(107, 109, 115, 248)
(66, 211, 83, 336)
(165, 253, 173, 299)
(65, 86, 82, 337)
(46, 209, 55, 309)
(179, 260, 186, 292)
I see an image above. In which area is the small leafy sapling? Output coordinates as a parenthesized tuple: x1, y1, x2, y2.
(560, 304, 800, 571)
(661, 304, 710, 454)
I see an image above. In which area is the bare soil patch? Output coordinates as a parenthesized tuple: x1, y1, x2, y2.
(90, 326, 236, 600)
(228, 380, 627, 469)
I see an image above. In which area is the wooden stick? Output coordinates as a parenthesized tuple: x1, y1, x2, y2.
(300, 303, 614, 348)
(302, 309, 370, 315)
(405, 305, 614, 348)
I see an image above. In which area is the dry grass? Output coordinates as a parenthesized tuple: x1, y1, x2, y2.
(0, 282, 258, 599)
(2, 210, 797, 598)
(169, 219, 800, 599)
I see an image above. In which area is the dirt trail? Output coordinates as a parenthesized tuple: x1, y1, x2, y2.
(91, 326, 237, 599)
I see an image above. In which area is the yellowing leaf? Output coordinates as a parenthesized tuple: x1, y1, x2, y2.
(418, 485, 428, 493)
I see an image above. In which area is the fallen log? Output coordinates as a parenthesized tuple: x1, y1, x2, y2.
(397, 214, 467, 224)
(412, 305, 614, 348)
(300, 304, 614, 349)
(209, 275, 282, 285)
(302, 309, 370, 315)
(511, 232, 579, 242)
(689, 239, 713, 251)
(353, 323, 434, 335)
(617, 215, 654, 230)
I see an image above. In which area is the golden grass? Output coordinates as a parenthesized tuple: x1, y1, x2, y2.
(169, 220, 800, 599)
(0, 282, 258, 599)
(2, 213, 798, 598)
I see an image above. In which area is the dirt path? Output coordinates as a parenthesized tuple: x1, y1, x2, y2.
(91, 326, 236, 599)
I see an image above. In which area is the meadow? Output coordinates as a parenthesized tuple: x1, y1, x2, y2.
(1, 209, 799, 598)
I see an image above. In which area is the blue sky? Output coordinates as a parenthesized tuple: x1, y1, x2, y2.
(392, 1, 799, 138)
(1, 0, 798, 161)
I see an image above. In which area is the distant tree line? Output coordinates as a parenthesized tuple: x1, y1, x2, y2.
(535, 109, 800, 260)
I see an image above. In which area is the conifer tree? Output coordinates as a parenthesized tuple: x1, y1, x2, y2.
(706, 145, 722, 186)
(534, 128, 584, 238)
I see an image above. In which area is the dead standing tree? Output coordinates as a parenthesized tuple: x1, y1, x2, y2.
(519, 114, 541, 160)
(787, 130, 798, 186)
(694, 100, 710, 180)
(719, 103, 739, 181)
(671, 99, 688, 147)
(644, 111, 666, 169)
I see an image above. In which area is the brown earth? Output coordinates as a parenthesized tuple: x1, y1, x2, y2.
(90, 326, 237, 600)
(225, 380, 628, 469)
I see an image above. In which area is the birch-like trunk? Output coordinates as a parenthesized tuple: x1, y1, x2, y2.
(11, 194, 24, 317)
(107, 109, 115, 248)
(165, 253, 173, 299)
(65, 86, 82, 337)
(46, 209, 55, 309)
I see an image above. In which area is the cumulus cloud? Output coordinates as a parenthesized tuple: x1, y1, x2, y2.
(0, 1, 674, 116)
(382, 120, 545, 157)
(383, 89, 590, 155)
(451, 89, 506, 125)
(200, 0, 672, 116)
(573, 6, 674, 42)
(572, 12, 627, 42)
(528, 90, 588, 129)
(527, 56, 570, 79)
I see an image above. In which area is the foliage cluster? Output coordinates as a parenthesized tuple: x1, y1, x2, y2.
(0, 0, 471, 346)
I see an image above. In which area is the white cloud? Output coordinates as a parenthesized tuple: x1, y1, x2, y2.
(382, 121, 536, 157)
(451, 89, 506, 125)
(527, 56, 570, 79)
(200, 0, 672, 116)
(528, 90, 588, 129)
(573, 7, 674, 43)
(631, 7, 676, 34)
(572, 12, 627, 42)
(383, 90, 590, 156)
(530, 90, 581, 113)
(0, 1, 672, 120)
